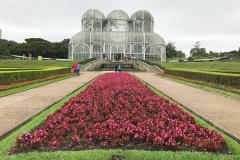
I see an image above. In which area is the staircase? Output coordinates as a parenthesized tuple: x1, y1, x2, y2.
(84, 59, 163, 73)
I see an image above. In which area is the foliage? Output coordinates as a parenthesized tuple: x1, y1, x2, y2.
(0, 68, 70, 84)
(78, 57, 96, 64)
(221, 49, 240, 58)
(11, 73, 226, 154)
(190, 42, 207, 57)
(0, 38, 69, 59)
(0, 75, 239, 159)
(164, 69, 240, 89)
(0, 75, 73, 97)
(189, 41, 240, 59)
(187, 57, 194, 62)
(158, 73, 240, 100)
(156, 62, 240, 72)
(0, 59, 96, 85)
(153, 61, 240, 92)
(166, 42, 186, 59)
(0, 58, 95, 68)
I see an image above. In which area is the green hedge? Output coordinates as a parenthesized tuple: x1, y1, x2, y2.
(78, 58, 96, 65)
(165, 69, 240, 89)
(139, 59, 166, 70)
(0, 68, 70, 84)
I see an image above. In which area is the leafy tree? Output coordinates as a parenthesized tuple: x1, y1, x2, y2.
(166, 42, 186, 59)
(190, 41, 207, 57)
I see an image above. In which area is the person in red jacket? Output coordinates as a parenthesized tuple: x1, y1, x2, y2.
(72, 63, 78, 76)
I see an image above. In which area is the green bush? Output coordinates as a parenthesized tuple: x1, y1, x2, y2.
(164, 69, 240, 89)
(0, 60, 76, 68)
(140, 59, 166, 70)
(78, 57, 96, 64)
(0, 68, 70, 84)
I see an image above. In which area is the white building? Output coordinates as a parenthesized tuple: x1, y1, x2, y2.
(69, 9, 166, 62)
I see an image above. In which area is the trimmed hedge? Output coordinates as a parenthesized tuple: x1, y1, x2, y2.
(164, 69, 240, 89)
(78, 58, 96, 65)
(139, 59, 166, 70)
(0, 68, 70, 84)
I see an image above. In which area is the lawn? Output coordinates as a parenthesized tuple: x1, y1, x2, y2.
(152, 61, 240, 92)
(0, 59, 94, 91)
(0, 58, 95, 69)
(0, 74, 73, 97)
(0, 73, 240, 160)
(0, 60, 76, 68)
(155, 62, 240, 74)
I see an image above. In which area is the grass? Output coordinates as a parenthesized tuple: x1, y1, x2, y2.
(158, 74, 240, 100)
(0, 60, 76, 68)
(0, 74, 240, 160)
(0, 67, 68, 73)
(152, 61, 240, 91)
(0, 74, 73, 97)
(0, 59, 95, 92)
(155, 62, 240, 73)
(0, 58, 96, 69)
(0, 60, 75, 84)
(153, 61, 240, 77)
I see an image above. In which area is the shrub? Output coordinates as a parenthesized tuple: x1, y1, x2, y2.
(140, 59, 166, 70)
(0, 68, 70, 84)
(164, 69, 240, 89)
(78, 58, 96, 64)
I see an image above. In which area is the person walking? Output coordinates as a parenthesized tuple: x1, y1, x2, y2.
(117, 64, 121, 73)
(115, 64, 118, 73)
(76, 63, 81, 76)
(72, 63, 78, 76)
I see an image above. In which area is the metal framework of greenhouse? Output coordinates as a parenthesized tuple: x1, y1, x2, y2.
(69, 9, 166, 62)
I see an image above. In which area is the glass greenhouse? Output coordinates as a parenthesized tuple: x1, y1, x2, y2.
(69, 9, 166, 61)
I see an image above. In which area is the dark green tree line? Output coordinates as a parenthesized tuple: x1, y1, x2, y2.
(189, 41, 240, 59)
(0, 38, 69, 59)
(166, 42, 186, 59)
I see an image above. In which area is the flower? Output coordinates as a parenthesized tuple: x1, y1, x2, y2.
(11, 73, 226, 153)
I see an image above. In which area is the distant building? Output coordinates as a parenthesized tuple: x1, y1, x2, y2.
(69, 9, 166, 61)
(0, 29, 2, 39)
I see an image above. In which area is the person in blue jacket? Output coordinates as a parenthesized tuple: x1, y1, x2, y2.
(117, 64, 121, 73)
(76, 63, 81, 76)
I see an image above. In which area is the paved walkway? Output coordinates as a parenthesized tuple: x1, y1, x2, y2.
(0, 72, 101, 138)
(133, 72, 240, 140)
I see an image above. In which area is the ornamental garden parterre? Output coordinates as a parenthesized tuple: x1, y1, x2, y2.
(11, 73, 226, 154)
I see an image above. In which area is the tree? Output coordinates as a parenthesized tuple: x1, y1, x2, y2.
(0, 38, 70, 59)
(190, 41, 207, 57)
(166, 42, 186, 59)
(176, 50, 186, 58)
(166, 42, 177, 58)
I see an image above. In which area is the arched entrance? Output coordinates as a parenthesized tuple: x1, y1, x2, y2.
(110, 44, 125, 61)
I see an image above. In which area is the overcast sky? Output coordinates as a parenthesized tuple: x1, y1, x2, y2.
(1, 0, 240, 55)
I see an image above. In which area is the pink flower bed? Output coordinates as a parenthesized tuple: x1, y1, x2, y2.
(11, 73, 226, 153)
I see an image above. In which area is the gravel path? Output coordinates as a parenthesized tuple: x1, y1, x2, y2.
(0, 72, 101, 138)
(133, 72, 240, 140)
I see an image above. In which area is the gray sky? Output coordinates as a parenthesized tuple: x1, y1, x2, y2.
(1, 0, 240, 56)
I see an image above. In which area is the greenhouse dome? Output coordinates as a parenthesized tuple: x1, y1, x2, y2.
(106, 10, 129, 32)
(82, 9, 105, 32)
(131, 10, 154, 32)
(69, 9, 166, 61)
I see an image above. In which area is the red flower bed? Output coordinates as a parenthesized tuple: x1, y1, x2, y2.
(11, 73, 226, 153)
